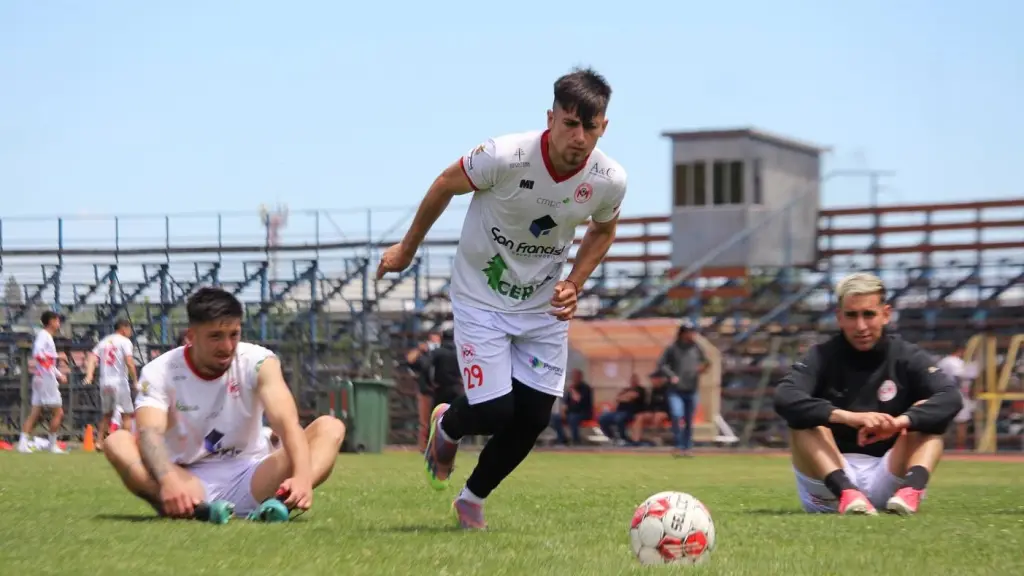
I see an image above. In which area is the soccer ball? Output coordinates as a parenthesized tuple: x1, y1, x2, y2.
(629, 491, 716, 566)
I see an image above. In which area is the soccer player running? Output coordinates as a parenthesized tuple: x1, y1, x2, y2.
(84, 319, 139, 450)
(102, 287, 346, 522)
(377, 67, 627, 529)
(18, 311, 68, 454)
(773, 272, 962, 516)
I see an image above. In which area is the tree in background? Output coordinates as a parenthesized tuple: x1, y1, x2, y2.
(4, 275, 22, 308)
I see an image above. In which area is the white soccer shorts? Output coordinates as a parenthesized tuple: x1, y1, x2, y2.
(451, 298, 570, 405)
(30, 377, 62, 408)
(100, 381, 135, 415)
(794, 451, 903, 513)
(186, 453, 273, 517)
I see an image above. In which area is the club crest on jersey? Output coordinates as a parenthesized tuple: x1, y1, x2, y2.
(227, 378, 241, 398)
(878, 380, 897, 402)
(461, 343, 476, 363)
(574, 182, 593, 204)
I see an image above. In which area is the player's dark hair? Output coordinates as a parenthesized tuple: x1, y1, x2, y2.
(40, 310, 60, 327)
(553, 67, 612, 128)
(186, 287, 243, 326)
(114, 318, 132, 331)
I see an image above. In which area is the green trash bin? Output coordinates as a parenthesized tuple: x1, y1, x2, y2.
(332, 379, 394, 454)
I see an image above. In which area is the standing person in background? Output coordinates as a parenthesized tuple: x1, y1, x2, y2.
(18, 311, 68, 454)
(936, 344, 977, 450)
(657, 324, 709, 457)
(84, 319, 139, 450)
(428, 329, 464, 409)
(408, 332, 441, 450)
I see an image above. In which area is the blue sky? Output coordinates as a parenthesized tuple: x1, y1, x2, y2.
(1, 0, 1021, 250)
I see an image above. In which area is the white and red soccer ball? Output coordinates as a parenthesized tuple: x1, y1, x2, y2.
(629, 491, 716, 566)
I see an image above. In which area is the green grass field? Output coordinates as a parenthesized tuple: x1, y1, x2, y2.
(1, 449, 1022, 575)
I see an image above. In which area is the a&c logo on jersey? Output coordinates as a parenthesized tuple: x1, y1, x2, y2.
(529, 215, 557, 238)
(589, 162, 615, 180)
(574, 182, 593, 204)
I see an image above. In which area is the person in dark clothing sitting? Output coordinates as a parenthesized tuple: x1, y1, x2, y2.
(773, 273, 961, 516)
(429, 329, 464, 408)
(633, 369, 673, 444)
(598, 374, 646, 444)
(550, 369, 594, 445)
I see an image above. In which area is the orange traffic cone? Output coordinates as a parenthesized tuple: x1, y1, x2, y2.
(83, 424, 95, 452)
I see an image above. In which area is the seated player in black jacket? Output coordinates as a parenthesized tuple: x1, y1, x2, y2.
(773, 273, 962, 516)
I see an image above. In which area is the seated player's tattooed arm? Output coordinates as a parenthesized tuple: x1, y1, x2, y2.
(773, 345, 840, 429)
(136, 408, 173, 482)
(134, 369, 176, 483)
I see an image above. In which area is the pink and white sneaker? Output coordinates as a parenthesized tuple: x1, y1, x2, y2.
(838, 489, 878, 516)
(886, 487, 924, 515)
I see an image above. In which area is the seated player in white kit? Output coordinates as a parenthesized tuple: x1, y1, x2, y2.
(103, 287, 346, 523)
(83, 319, 138, 450)
(377, 67, 627, 529)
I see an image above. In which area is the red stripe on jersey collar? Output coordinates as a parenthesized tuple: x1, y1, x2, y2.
(541, 130, 589, 184)
(183, 345, 222, 381)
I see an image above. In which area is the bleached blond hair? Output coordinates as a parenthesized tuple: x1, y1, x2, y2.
(835, 272, 886, 306)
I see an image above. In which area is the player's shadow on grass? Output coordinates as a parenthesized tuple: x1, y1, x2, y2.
(376, 524, 465, 534)
(93, 513, 163, 523)
(741, 508, 804, 516)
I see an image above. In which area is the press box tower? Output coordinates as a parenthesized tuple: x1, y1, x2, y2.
(663, 128, 828, 271)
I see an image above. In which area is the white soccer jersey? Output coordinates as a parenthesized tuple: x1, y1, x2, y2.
(937, 355, 974, 395)
(92, 333, 134, 387)
(135, 342, 275, 466)
(450, 130, 627, 313)
(32, 330, 59, 382)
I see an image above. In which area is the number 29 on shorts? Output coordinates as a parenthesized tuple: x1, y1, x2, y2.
(463, 364, 484, 389)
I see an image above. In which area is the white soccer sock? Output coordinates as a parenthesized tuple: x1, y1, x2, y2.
(48, 433, 57, 446)
(459, 486, 484, 505)
(18, 432, 28, 445)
